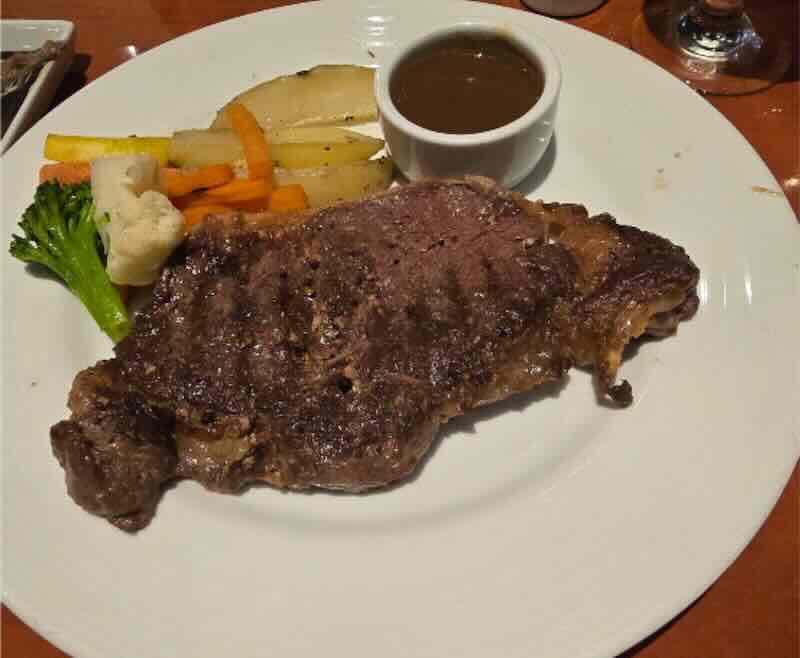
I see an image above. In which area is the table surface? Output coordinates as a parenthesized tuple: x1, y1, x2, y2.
(2, 0, 798, 656)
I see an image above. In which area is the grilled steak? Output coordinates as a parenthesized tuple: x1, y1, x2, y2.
(51, 177, 699, 530)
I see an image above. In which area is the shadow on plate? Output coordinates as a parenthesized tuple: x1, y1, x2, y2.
(514, 133, 557, 198)
(23, 261, 68, 285)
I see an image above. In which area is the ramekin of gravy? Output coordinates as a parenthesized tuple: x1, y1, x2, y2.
(375, 24, 561, 188)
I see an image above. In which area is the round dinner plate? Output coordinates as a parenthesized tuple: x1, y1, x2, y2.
(3, 2, 798, 657)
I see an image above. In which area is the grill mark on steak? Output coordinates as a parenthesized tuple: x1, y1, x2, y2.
(51, 177, 699, 529)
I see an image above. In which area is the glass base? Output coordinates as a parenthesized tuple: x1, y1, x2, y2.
(632, 0, 791, 95)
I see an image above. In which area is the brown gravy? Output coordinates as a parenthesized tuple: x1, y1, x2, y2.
(390, 35, 544, 134)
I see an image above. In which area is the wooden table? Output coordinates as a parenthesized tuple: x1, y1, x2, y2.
(2, 1, 797, 656)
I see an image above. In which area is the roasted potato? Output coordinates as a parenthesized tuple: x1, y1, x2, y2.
(169, 127, 384, 169)
(210, 65, 377, 132)
(274, 158, 393, 208)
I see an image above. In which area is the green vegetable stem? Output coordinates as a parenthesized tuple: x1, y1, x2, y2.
(9, 181, 131, 342)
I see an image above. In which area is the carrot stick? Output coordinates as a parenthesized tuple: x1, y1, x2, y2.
(177, 182, 304, 216)
(226, 103, 272, 183)
(39, 162, 92, 184)
(172, 191, 253, 211)
(161, 164, 234, 198)
(182, 204, 235, 231)
(267, 185, 308, 214)
(197, 178, 272, 204)
(162, 170, 197, 199)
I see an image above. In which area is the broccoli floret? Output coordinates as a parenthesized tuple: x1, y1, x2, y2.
(9, 180, 131, 342)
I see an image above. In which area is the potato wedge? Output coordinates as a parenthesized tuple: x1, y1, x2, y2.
(168, 130, 244, 168)
(210, 65, 377, 132)
(270, 127, 384, 169)
(44, 134, 171, 165)
(169, 127, 384, 169)
(274, 158, 393, 208)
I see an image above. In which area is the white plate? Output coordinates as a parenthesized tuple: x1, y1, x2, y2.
(1, 20, 75, 153)
(3, 2, 798, 657)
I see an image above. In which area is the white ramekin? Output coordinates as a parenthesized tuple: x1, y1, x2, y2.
(375, 23, 561, 188)
(521, 0, 607, 18)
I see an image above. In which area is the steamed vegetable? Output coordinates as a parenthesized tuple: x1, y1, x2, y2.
(195, 178, 272, 205)
(160, 164, 234, 198)
(39, 161, 92, 184)
(179, 183, 309, 230)
(8, 181, 130, 342)
(268, 127, 384, 168)
(227, 102, 272, 181)
(210, 65, 377, 132)
(266, 184, 308, 214)
(169, 127, 384, 170)
(45, 134, 171, 165)
(273, 158, 393, 208)
(91, 155, 185, 286)
(167, 130, 245, 168)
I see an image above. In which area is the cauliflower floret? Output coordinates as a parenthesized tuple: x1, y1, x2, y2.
(91, 155, 185, 286)
(105, 190, 185, 286)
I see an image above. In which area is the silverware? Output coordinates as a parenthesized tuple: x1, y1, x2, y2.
(1, 40, 65, 97)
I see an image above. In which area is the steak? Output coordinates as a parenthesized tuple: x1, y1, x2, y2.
(51, 177, 699, 530)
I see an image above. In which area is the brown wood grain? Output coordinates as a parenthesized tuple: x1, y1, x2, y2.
(2, 1, 798, 656)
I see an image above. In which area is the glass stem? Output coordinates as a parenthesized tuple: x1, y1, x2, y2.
(696, 0, 743, 18)
(677, 0, 755, 60)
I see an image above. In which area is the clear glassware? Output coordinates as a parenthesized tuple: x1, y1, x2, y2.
(632, 0, 791, 95)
